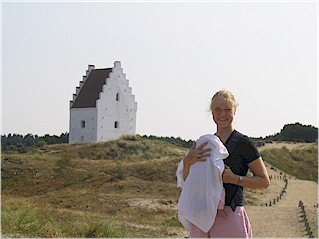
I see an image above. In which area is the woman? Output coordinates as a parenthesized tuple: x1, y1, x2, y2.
(181, 90, 270, 238)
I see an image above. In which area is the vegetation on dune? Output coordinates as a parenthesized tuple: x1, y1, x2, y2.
(73, 135, 183, 160)
(1, 197, 127, 238)
(1, 130, 318, 237)
(1, 136, 186, 237)
(260, 143, 318, 182)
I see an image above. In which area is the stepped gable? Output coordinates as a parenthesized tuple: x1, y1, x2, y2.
(71, 68, 112, 108)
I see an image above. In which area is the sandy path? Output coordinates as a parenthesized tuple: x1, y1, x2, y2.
(246, 177, 317, 237)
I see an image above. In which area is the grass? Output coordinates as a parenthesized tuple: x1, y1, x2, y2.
(1, 137, 185, 237)
(1, 137, 318, 237)
(37, 134, 182, 161)
(260, 143, 318, 182)
(1, 197, 127, 238)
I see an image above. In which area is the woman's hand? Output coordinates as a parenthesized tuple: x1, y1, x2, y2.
(222, 165, 237, 184)
(183, 141, 211, 167)
(183, 141, 211, 181)
(222, 158, 270, 189)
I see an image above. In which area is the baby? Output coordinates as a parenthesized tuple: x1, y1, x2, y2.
(177, 134, 229, 233)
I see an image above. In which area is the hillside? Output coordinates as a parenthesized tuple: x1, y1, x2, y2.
(2, 136, 186, 237)
(1, 137, 318, 237)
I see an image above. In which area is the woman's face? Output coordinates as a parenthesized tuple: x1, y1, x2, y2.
(211, 99, 236, 129)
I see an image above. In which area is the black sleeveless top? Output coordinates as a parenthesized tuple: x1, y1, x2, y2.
(222, 130, 260, 211)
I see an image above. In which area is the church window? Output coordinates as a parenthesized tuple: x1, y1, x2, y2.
(116, 93, 120, 101)
(81, 120, 86, 128)
(114, 121, 119, 129)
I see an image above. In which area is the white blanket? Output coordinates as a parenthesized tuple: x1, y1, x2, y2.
(176, 134, 229, 232)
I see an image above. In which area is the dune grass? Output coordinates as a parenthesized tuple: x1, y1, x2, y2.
(1, 196, 127, 238)
(260, 143, 318, 182)
(1, 137, 185, 237)
(1, 138, 317, 237)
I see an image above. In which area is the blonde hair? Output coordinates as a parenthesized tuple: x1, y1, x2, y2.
(210, 90, 238, 112)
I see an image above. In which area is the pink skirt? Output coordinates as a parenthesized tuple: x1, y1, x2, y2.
(189, 206, 252, 238)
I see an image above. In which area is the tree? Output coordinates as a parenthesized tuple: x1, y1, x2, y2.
(280, 123, 317, 143)
(265, 122, 318, 143)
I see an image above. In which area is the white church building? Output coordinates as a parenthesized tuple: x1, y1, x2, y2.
(69, 61, 137, 143)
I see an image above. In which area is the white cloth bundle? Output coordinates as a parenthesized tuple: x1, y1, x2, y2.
(176, 134, 229, 232)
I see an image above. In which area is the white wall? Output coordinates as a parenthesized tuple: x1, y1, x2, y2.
(69, 108, 97, 143)
(96, 61, 137, 141)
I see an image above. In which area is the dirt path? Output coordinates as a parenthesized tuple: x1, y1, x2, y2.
(246, 178, 317, 238)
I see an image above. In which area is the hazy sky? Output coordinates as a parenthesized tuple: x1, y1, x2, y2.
(2, 1, 317, 140)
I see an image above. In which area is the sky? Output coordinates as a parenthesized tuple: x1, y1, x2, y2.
(1, 1, 318, 140)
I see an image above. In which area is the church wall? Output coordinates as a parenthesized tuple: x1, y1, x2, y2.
(69, 108, 97, 143)
(96, 62, 137, 141)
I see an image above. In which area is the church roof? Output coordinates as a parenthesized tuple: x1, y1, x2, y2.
(71, 68, 112, 108)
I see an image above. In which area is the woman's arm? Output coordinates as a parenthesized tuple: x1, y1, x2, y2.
(222, 157, 270, 189)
